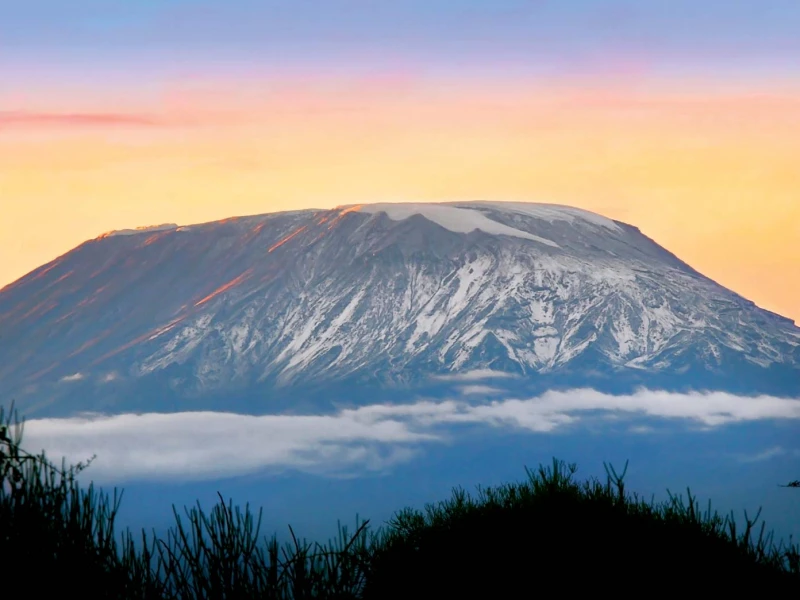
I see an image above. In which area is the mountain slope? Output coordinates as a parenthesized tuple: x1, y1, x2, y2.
(1, 201, 798, 416)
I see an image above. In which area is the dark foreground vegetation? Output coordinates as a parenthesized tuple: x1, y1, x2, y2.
(1, 403, 798, 598)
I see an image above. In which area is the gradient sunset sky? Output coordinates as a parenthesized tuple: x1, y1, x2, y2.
(2, 1, 799, 323)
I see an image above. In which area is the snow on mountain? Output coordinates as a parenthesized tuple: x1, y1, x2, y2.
(1, 201, 798, 417)
(358, 203, 561, 247)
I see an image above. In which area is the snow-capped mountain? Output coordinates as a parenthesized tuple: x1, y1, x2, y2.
(2, 201, 799, 417)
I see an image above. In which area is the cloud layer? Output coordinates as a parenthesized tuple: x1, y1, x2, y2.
(17, 388, 800, 483)
(0, 111, 163, 128)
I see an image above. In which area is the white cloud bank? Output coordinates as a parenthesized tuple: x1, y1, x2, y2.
(18, 388, 800, 483)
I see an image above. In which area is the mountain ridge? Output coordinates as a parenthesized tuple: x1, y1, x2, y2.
(1, 201, 798, 417)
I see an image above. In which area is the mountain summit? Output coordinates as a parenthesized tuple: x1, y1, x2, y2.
(2, 201, 799, 416)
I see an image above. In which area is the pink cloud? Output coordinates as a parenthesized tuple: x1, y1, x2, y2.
(0, 111, 163, 128)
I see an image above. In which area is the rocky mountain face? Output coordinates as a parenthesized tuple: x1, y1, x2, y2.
(1, 201, 798, 417)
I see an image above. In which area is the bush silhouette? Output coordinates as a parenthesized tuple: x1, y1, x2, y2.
(0, 403, 152, 598)
(362, 459, 799, 597)
(0, 402, 374, 599)
(2, 400, 798, 599)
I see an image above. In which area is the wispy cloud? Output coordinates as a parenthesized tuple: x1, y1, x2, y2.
(59, 372, 85, 382)
(737, 446, 792, 463)
(431, 369, 519, 382)
(18, 389, 800, 483)
(0, 111, 163, 129)
(458, 384, 505, 395)
(629, 425, 656, 434)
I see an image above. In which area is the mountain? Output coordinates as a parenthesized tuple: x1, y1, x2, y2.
(1, 201, 799, 417)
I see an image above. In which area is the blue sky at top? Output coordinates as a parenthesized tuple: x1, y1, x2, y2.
(3, 1, 800, 81)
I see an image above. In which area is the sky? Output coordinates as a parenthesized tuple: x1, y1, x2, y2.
(2, 1, 800, 323)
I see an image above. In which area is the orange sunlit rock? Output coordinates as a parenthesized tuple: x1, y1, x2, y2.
(19, 300, 57, 321)
(54, 310, 77, 324)
(26, 363, 59, 381)
(327, 205, 364, 230)
(50, 271, 74, 286)
(68, 333, 110, 358)
(77, 284, 110, 307)
(268, 226, 308, 252)
(194, 269, 253, 306)
(23, 261, 61, 284)
(91, 315, 190, 365)
(142, 233, 165, 246)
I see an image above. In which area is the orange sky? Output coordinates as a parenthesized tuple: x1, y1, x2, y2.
(2, 76, 799, 324)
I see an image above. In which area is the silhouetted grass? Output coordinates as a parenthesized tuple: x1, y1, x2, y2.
(1, 402, 798, 598)
(0, 402, 378, 599)
(0, 403, 156, 598)
(362, 458, 800, 597)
